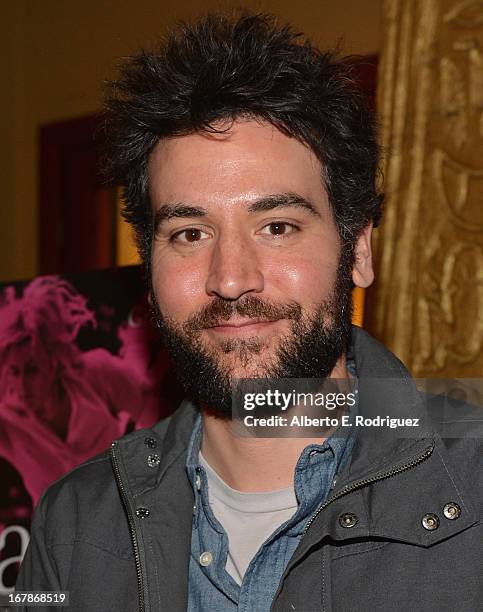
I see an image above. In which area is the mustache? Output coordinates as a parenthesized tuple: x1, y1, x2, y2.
(184, 295, 302, 331)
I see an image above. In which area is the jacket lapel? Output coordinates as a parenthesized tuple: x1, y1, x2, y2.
(113, 402, 198, 611)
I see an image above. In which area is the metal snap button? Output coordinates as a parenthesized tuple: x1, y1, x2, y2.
(443, 502, 461, 520)
(195, 474, 202, 490)
(339, 512, 358, 528)
(422, 513, 439, 530)
(199, 551, 213, 567)
(136, 507, 150, 519)
(144, 437, 157, 449)
(147, 453, 161, 468)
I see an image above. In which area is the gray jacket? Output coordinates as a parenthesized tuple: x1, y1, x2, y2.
(16, 327, 482, 611)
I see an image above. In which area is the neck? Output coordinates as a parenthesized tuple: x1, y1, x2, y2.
(200, 355, 349, 492)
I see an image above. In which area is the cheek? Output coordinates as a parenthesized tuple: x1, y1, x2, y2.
(265, 249, 339, 309)
(152, 254, 207, 320)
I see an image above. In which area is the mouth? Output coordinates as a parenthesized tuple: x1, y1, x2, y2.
(205, 318, 282, 334)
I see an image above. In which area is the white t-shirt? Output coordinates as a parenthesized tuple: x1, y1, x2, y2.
(199, 451, 298, 585)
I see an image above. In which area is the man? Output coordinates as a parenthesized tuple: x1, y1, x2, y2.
(16, 12, 481, 612)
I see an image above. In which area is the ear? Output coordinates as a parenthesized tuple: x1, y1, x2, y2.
(352, 222, 374, 288)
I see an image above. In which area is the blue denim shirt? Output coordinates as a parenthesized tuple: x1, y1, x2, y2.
(186, 373, 358, 612)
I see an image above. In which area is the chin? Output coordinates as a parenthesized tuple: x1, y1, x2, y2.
(210, 340, 278, 370)
(219, 353, 280, 381)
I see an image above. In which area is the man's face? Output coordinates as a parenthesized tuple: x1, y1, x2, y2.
(148, 119, 372, 415)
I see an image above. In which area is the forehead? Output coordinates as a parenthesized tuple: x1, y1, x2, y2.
(147, 119, 326, 207)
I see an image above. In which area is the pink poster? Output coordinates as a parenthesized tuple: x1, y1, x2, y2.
(0, 266, 181, 594)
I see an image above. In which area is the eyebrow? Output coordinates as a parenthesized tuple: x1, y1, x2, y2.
(152, 192, 321, 234)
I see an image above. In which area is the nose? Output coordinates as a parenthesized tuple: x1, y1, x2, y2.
(205, 232, 264, 300)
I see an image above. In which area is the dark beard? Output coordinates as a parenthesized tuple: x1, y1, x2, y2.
(149, 246, 354, 418)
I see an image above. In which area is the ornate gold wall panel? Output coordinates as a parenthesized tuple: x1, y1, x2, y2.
(368, 0, 483, 376)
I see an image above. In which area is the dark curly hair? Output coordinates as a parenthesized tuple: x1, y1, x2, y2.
(103, 11, 383, 270)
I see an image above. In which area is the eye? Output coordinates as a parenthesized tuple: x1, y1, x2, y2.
(170, 228, 210, 244)
(259, 222, 299, 236)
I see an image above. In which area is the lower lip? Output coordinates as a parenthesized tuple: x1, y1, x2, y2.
(207, 320, 280, 334)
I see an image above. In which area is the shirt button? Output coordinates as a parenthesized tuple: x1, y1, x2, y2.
(443, 502, 461, 520)
(422, 513, 440, 530)
(339, 512, 358, 528)
(199, 551, 213, 567)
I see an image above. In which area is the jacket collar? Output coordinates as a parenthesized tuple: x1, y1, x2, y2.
(288, 327, 479, 553)
(345, 325, 433, 480)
